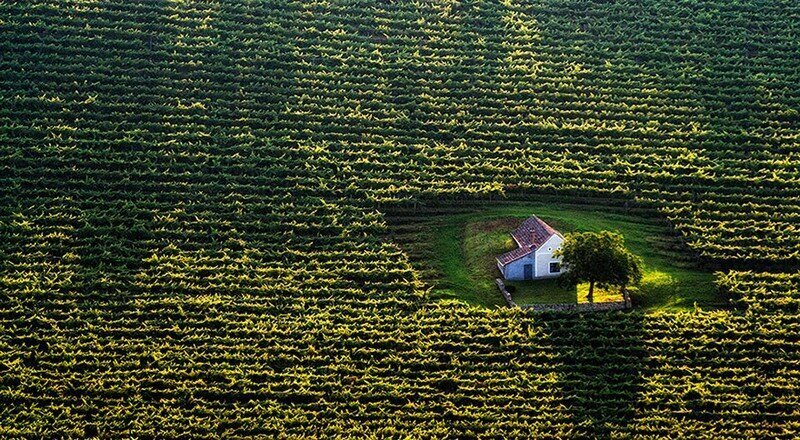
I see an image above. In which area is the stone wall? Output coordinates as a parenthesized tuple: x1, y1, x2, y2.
(521, 301, 629, 313)
(495, 278, 516, 307)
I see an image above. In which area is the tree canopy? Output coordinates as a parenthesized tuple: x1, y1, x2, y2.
(555, 231, 643, 303)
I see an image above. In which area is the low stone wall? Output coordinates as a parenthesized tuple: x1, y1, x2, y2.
(495, 278, 516, 307)
(495, 278, 631, 312)
(521, 301, 629, 313)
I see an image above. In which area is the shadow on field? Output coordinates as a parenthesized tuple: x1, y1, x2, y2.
(537, 312, 647, 436)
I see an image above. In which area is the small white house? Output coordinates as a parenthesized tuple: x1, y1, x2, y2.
(496, 216, 564, 281)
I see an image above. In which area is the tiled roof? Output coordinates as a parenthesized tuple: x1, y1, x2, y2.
(496, 246, 531, 266)
(496, 216, 561, 266)
(511, 216, 560, 249)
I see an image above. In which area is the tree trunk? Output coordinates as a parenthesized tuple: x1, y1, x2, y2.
(588, 280, 595, 304)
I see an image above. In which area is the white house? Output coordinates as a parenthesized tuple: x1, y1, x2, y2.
(496, 216, 564, 281)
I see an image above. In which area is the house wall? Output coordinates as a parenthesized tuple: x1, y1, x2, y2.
(534, 235, 564, 279)
(500, 235, 565, 281)
(501, 253, 537, 280)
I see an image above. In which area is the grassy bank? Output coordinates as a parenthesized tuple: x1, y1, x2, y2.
(422, 204, 721, 311)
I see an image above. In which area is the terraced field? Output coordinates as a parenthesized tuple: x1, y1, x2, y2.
(1, 0, 799, 438)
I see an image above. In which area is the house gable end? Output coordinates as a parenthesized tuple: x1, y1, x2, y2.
(534, 234, 564, 257)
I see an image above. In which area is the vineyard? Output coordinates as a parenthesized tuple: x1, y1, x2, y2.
(1, 0, 800, 438)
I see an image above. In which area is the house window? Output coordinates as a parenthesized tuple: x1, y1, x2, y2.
(549, 262, 561, 273)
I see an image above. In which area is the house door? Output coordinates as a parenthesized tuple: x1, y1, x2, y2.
(523, 264, 533, 280)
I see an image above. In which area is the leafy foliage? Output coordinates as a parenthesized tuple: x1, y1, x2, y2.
(557, 231, 643, 302)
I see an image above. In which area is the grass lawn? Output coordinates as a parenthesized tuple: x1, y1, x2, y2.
(423, 204, 723, 311)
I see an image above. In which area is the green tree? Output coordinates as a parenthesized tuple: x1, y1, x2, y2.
(555, 231, 643, 303)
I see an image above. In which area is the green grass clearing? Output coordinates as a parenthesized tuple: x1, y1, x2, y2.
(422, 204, 722, 311)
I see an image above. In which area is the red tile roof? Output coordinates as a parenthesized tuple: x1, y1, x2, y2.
(496, 246, 531, 266)
(496, 216, 562, 266)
